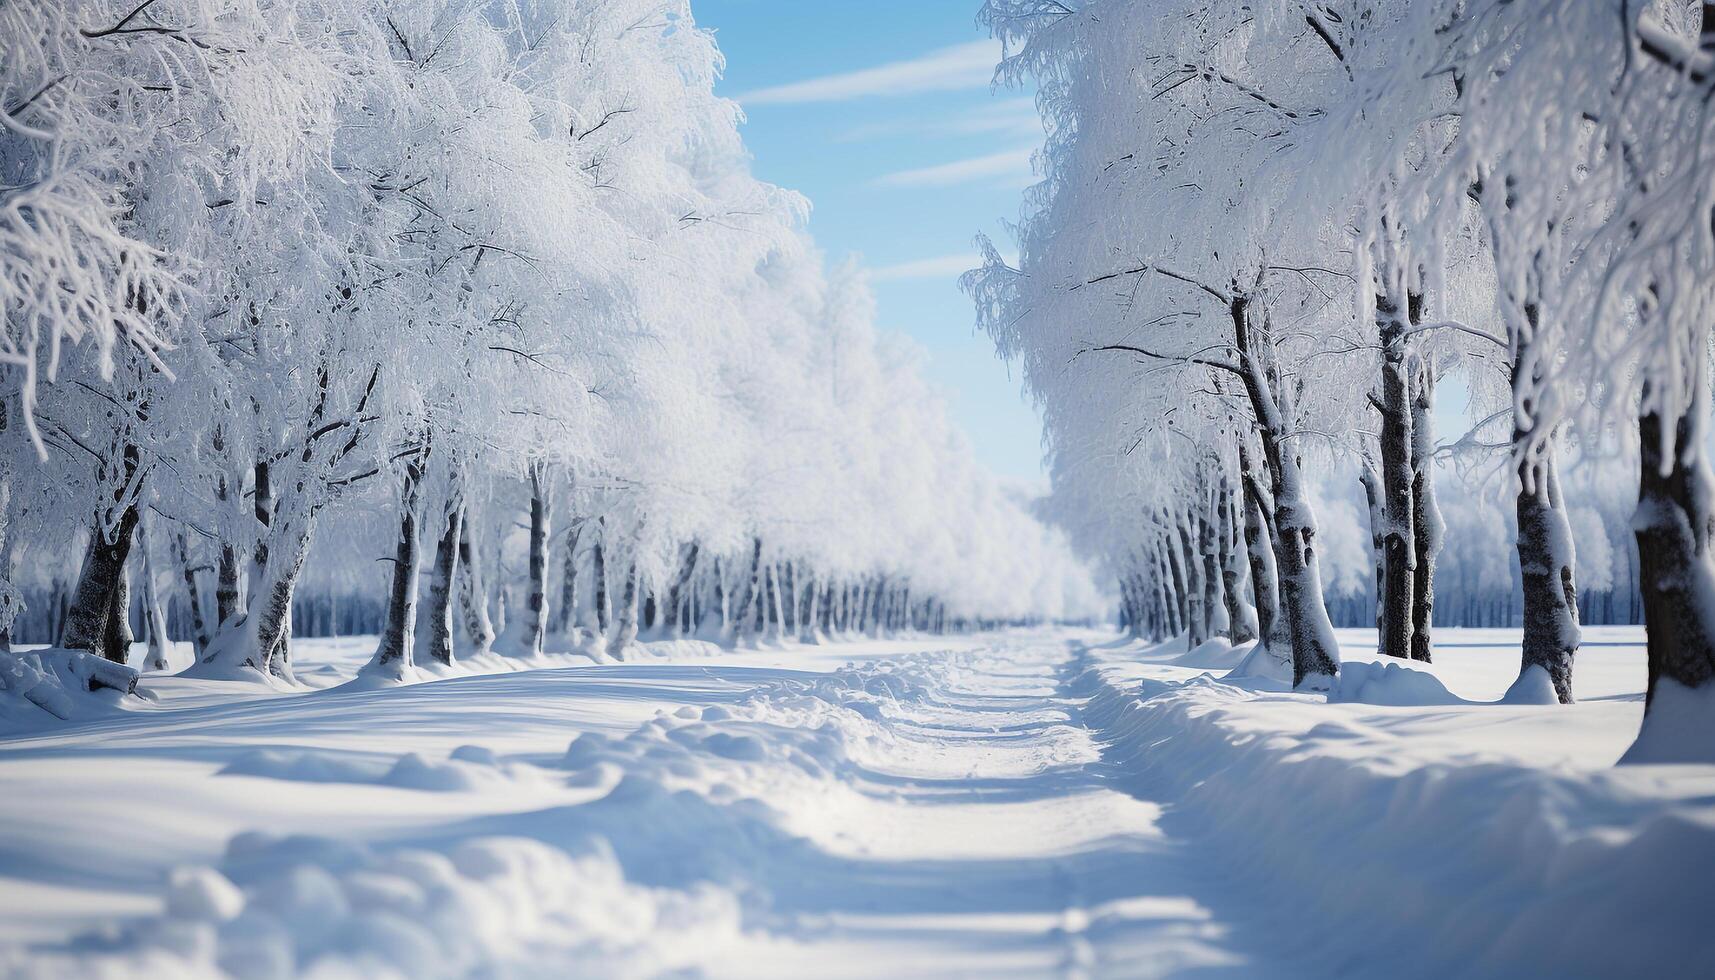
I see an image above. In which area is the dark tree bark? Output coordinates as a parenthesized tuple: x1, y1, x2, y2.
(1409, 363, 1442, 662)
(1231, 296, 1340, 687)
(140, 525, 170, 671)
(418, 502, 461, 669)
(1377, 295, 1416, 661)
(1219, 476, 1258, 643)
(591, 518, 610, 635)
(61, 505, 140, 664)
(1177, 515, 1206, 648)
(456, 505, 495, 654)
(174, 532, 212, 657)
(522, 464, 551, 657)
(1510, 305, 1580, 704)
(1516, 448, 1579, 703)
(1198, 495, 1227, 640)
(211, 425, 242, 628)
(665, 541, 698, 637)
(370, 449, 428, 676)
(609, 556, 639, 657)
(1151, 541, 1179, 638)
(557, 521, 583, 635)
(1358, 455, 1386, 635)
(1623, 393, 1715, 761)
(1240, 462, 1284, 656)
(736, 537, 762, 642)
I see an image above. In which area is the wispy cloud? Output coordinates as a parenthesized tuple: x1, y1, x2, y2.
(872, 147, 1035, 189)
(737, 40, 999, 105)
(837, 97, 1042, 143)
(871, 250, 1019, 283)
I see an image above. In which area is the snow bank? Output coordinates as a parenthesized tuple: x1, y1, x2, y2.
(218, 747, 530, 792)
(1330, 658, 1468, 706)
(1076, 654, 1715, 977)
(0, 834, 743, 979)
(0, 649, 142, 730)
(0, 641, 957, 975)
(1621, 677, 1715, 764)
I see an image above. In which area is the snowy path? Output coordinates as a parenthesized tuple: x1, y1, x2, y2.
(736, 635, 1271, 977)
(0, 631, 1301, 978)
(6, 627, 1701, 977)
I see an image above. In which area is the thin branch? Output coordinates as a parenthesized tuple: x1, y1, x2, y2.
(1071, 262, 1232, 304)
(1074, 343, 1246, 380)
(1401, 318, 1508, 349)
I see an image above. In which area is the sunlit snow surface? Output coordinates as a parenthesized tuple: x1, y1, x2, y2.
(0, 627, 1709, 978)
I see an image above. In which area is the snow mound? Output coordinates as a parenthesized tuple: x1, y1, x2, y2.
(557, 671, 897, 785)
(1620, 677, 1715, 764)
(0, 648, 142, 730)
(3, 834, 743, 978)
(1331, 658, 1468, 707)
(220, 747, 525, 792)
(1224, 641, 1293, 685)
(1172, 637, 1248, 669)
(1076, 652, 1715, 978)
(1500, 664, 1561, 705)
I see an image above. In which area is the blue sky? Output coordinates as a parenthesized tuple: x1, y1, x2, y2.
(694, 1, 1047, 482)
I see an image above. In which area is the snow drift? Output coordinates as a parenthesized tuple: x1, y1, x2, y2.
(1076, 651, 1715, 978)
(0, 648, 141, 729)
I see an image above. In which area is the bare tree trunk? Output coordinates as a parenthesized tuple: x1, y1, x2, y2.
(1219, 477, 1258, 643)
(211, 426, 242, 628)
(609, 556, 639, 658)
(592, 518, 610, 635)
(141, 525, 171, 671)
(1121, 572, 1144, 638)
(764, 563, 783, 640)
(712, 556, 726, 631)
(1198, 490, 1228, 640)
(1623, 392, 1715, 762)
(367, 450, 428, 678)
(1510, 312, 1581, 704)
(253, 520, 312, 682)
(522, 464, 551, 657)
(737, 537, 762, 643)
(1152, 540, 1180, 638)
(251, 459, 294, 680)
(1409, 363, 1442, 662)
(1178, 516, 1206, 649)
(456, 505, 494, 655)
(1233, 296, 1340, 688)
(174, 533, 212, 657)
(1515, 446, 1579, 703)
(1377, 297, 1416, 661)
(61, 506, 140, 664)
(216, 542, 240, 628)
(799, 571, 819, 642)
(1358, 455, 1386, 636)
(557, 522, 583, 636)
(1240, 456, 1285, 661)
(665, 541, 698, 638)
(418, 502, 461, 669)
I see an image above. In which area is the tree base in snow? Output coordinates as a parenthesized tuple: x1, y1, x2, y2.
(0, 649, 143, 726)
(1619, 678, 1715, 764)
(1226, 641, 1292, 684)
(1501, 665, 1561, 706)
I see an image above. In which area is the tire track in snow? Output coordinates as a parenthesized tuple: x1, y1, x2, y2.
(747, 633, 1260, 978)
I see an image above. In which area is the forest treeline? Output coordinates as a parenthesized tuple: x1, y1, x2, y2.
(968, 0, 1715, 762)
(0, 0, 1104, 689)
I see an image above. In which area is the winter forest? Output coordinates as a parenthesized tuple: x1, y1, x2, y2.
(2, 0, 1714, 977)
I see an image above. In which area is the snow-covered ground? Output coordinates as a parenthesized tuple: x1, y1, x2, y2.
(0, 627, 1708, 977)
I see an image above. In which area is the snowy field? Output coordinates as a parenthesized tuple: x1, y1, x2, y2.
(0, 626, 1707, 978)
